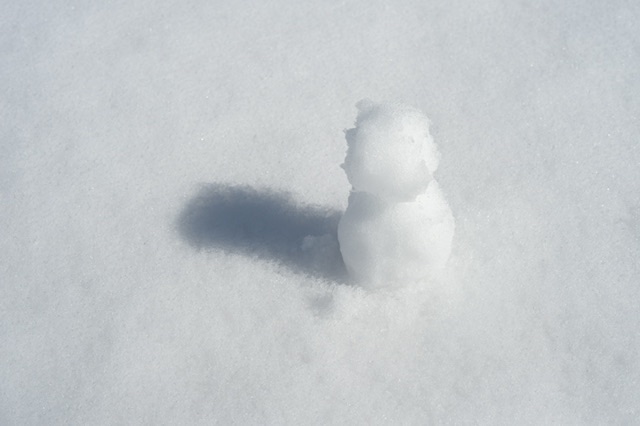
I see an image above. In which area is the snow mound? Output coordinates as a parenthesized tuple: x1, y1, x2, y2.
(338, 101, 455, 288)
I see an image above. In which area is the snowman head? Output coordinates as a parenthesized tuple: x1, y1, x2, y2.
(342, 100, 440, 202)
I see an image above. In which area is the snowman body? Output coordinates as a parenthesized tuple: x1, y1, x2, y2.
(337, 101, 454, 288)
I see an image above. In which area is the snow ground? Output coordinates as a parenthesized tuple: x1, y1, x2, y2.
(1, 0, 639, 424)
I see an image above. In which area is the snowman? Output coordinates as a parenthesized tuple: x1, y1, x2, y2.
(337, 100, 455, 289)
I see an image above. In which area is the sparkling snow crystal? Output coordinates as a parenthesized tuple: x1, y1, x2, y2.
(338, 100, 455, 288)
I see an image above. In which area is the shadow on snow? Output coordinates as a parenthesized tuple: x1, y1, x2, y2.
(177, 183, 347, 282)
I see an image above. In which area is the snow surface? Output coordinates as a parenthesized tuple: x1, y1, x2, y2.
(338, 101, 454, 287)
(2, 0, 640, 424)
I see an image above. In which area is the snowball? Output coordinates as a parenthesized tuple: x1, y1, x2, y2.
(338, 101, 454, 288)
(342, 99, 441, 203)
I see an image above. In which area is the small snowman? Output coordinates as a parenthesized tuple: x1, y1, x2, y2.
(337, 100, 455, 289)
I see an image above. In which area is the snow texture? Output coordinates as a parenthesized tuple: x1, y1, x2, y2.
(338, 101, 454, 287)
(1, 0, 640, 424)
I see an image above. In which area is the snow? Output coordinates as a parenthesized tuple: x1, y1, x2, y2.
(342, 100, 439, 202)
(2, 0, 640, 424)
(338, 101, 454, 287)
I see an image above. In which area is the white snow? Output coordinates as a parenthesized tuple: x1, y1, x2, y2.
(1, 0, 640, 424)
(342, 100, 439, 202)
(338, 101, 454, 287)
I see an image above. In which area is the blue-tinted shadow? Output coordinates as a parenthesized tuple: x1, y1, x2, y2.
(177, 183, 347, 282)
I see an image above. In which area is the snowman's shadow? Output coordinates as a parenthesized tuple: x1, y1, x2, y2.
(177, 183, 347, 282)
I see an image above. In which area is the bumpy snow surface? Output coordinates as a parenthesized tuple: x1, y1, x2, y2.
(338, 101, 454, 287)
(2, 1, 640, 424)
